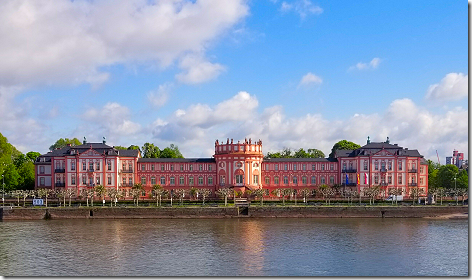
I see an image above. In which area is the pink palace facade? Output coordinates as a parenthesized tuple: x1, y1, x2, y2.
(35, 137, 428, 198)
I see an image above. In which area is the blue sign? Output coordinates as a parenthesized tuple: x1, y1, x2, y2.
(33, 199, 44, 206)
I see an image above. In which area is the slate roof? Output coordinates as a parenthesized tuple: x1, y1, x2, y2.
(336, 141, 424, 158)
(263, 157, 337, 162)
(138, 158, 215, 163)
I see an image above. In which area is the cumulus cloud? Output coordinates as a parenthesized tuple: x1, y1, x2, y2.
(149, 92, 467, 161)
(81, 102, 141, 138)
(425, 73, 468, 102)
(147, 83, 172, 108)
(280, 0, 323, 19)
(349, 58, 381, 71)
(298, 72, 322, 88)
(0, 0, 248, 88)
(175, 54, 226, 84)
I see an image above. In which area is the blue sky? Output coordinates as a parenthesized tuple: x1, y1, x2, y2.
(0, 0, 468, 162)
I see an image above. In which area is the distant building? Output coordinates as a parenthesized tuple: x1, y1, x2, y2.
(34, 136, 428, 199)
(446, 150, 465, 168)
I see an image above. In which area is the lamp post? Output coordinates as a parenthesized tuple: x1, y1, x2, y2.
(454, 174, 457, 205)
(2, 174, 4, 207)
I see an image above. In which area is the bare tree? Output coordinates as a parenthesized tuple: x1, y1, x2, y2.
(151, 184, 165, 207)
(55, 189, 66, 207)
(216, 188, 233, 206)
(107, 188, 119, 207)
(175, 189, 187, 206)
(252, 188, 265, 206)
(199, 189, 212, 206)
(300, 188, 311, 205)
(318, 184, 335, 205)
(65, 188, 76, 207)
(409, 187, 424, 205)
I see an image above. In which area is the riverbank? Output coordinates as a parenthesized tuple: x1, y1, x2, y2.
(1, 205, 468, 220)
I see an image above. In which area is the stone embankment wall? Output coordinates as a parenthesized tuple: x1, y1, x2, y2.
(1, 206, 467, 220)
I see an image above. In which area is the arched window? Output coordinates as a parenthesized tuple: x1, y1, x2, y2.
(321, 176, 325, 184)
(141, 176, 146, 185)
(160, 176, 165, 185)
(198, 176, 203, 185)
(311, 176, 316, 185)
(274, 176, 279, 185)
(293, 176, 298, 184)
(170, 176, 175, 185)
(151, 176, 156, 185)
(208, 176, 213, 185)
(283, 176, 288, 185)
(179, 176, 184, 185)
(302, 176, 307, 185)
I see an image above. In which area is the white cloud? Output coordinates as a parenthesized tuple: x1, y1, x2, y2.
(147, 83, 172, 108)
(149, 92, 468, 161)
(280, 0, 323, 19)
(298, 72, 322, 88)
(0, 0, 248, 88)
(349, 57, 382, 71)
(425, 73, 468, 102)
(175, 54, 226, 84)
(81, 102, 141, 138)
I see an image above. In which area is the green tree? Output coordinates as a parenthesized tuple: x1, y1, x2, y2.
(329, 140, 361, 158)
(307, 148, 325, 158)
(127, 145, 141, 152)
(160, 144, 184, 158)
(113, 146, 128, 150)
(141, 143, 160, 158)
(294, 148, 309, 158)
(49, 138, 81, 151)
(456, 169, 468, 189)
(3, 164, 20, 191)
(94, 185, 106, 206)
(16, 161, 35, 190)
(437, 164, 459, 189)
(26, 151, 41, 162)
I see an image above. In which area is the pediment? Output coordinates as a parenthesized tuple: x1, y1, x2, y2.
(79, 149, 103, 157)
(372, 150, 394, 157)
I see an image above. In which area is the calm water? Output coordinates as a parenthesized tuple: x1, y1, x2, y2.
(0, 218, 468, 276)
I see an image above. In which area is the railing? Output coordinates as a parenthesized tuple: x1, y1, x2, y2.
(120, 169, 134, 173)
(54, 169, 65, 173)
(408, 169, 417, 173)
(55, 183, 65, 187)
(342, 169, 357, 173)
(409, 182, 417, 186)
(380, 167, 387, 172)
(345, 183, 357, 186)
(380, 182, 388, 186)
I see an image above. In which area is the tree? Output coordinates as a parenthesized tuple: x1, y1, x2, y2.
(142, 143, 160, 158)
(3, 164, 20, 191)
(300, 188, 311, 204)
(11, 190, 21, 206)
(151, 184, 165, 207)
(252, 188, 265, 206)
(216, 188, 232, 206)
(199, 189, 212, 205)
(329, 140, 361, 158)
(56, 189, 66, 207)
(49, 138, 81, 151)
(127, 145, 141, 152)
(113, 146, 128, 150)
(318, 184, 335, 205)
(65, 188, 76, 207)
(94, 185, 106, 206)
(107, 188, 119, 207)
(88, 188, 95, 207)
(190, 188, 199, 200)
(294, 148, 309, 158)
(175, 189, 187, 206)
(307, 149, 325, 158)
(26, 151, 41, 162)
(36, 188, 52, 207)
(160, 144, 184, 158)
(21, 190, 33, 207)
(409, 187, 424, 205)
(16, 161, 35, 190)
(364, 185, 382, 205)
(131, 183, 145, 206)
(437, 164, 459, 189)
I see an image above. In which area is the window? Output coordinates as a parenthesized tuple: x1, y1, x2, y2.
(208, 176, 213, 185)
(321, 176, 325, 184)
(170, 165, 174, 171)
(71, 161, 76, 171)
(199, 165, 203, 171)
(364, 160, 368, 171)
(122, 177, 126, 185)
(128, 178, 132, 185)
(82, 175, 87, 185)
(141, 164, 145, 171)
(388, 176, 392, 184)
(107, 160, 111, 171)
(375, 161, 379, 170)
(293, 176, 298, 185)
(189, 165, 193, 171)
(89, 162, 93, 171)
(321, 164, 325, 171)
(303, 164, 306, 171)
(170, 176, 175, 185)
(161, 164, 165, 171)
(253, 175, 259, 184)
(151, 176, 156, 185)
(302, 176, 307, 184)
(71, 175, 76, 185)
(399, 161, 402, 171)
(180, 165, 184, 171)
(374, 176, 379, 184)
(398, 175, 402, 184)
(141, 176, 146, 185)
(311, 176, 316, 185)
(381, 161, 386, 170)
(83, 161, 86, 171)
(219, 176, 225, 185)
(420, 178, 424, 185)
(209, 165, 212, 171)
(40, 166, 45, 174)
(293, 164, 297, 171)
(420, 167, 424, 173)
(284, 164, 288, 171)
(128, 163, 132, 171)
(265, 177, 270, 185)
(343, 163, 347, 170)
(388, 161, 392, 170)
(330, 176, 334, 185)
(96, 161, 100, 171)
(160, 176, 166, 185)
(179, 176, 184, 185)
(275, 164, 278, 171)
(151, 164, 155, 171)
(236, 175, 243, 184)
(122, 163, 126, 171)
(364, 175, 368, 184)
(283, 176, 288, 185)
(274, 176, 279, 185)
(40, 177, 45, 186)
(312, 164, 315, 171)
(198, 176, 203, 185)
(96, 177, 100, 185)
(189, 177, 194, 185)
(108, 176, 111, 185)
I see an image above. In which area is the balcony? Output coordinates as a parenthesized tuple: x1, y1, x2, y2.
(55, 183, 65, 187)
(344, 183, 357, 186)
(409, 182, 417, 186)
(120, 169, 134, 173)
(55, 168, 65, 173)
(408, 169, 417, 173)
(342, 169, 357, 173)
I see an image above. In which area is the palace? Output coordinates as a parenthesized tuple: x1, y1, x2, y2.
(34, 137, 428, 198)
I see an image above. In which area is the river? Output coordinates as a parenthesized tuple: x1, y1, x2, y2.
(0, 218, 468, 276)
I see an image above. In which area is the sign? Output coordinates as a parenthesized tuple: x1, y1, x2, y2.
(33, 199, 44, 206)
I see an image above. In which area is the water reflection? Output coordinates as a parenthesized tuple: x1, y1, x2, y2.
(0, 218, 467, 276)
